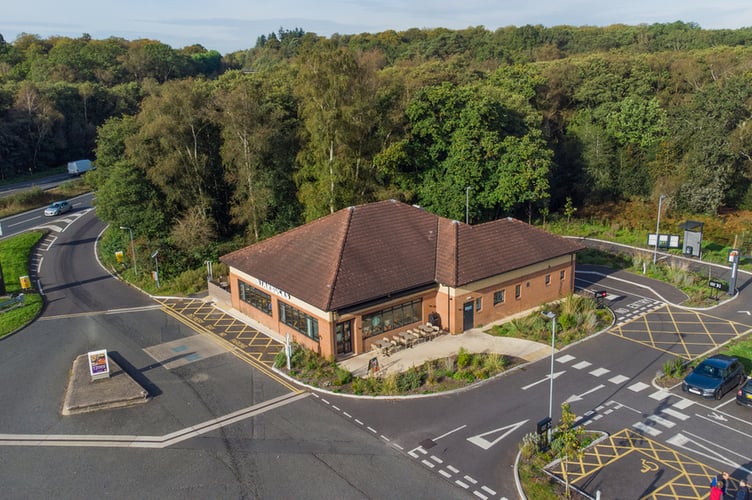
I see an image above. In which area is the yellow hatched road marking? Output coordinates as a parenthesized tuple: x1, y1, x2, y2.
(158, 303, 301, 393)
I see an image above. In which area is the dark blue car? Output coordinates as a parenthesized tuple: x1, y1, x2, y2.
(682, 354, 745, 400)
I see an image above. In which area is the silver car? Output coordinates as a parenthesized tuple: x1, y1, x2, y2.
(44, 201, 72, 216)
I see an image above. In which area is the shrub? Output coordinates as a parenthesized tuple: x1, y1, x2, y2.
(334, 366, 352, 385)
(662, 357, 685, 378)
(397, 368, 425, 392)
(520, 432, 541, 460)
(457, 347, 472, 369)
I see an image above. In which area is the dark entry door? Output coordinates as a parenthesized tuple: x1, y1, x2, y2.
(336, 320, 353, 355)
(462, 301, 474, 331)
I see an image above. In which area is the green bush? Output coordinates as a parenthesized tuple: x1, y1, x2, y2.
(457, 347, 472, 369)
(662, 357, 685, 378)
(397, 368, 425, 392)
(334, 366, 352, 385)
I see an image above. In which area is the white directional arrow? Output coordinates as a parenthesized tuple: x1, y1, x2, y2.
(565, 384, 605, 403)
(739, 310, 751, 316)
(467, 419, 529, 450)
(708, 411, 728, 421)
(521, 371, 565, 390)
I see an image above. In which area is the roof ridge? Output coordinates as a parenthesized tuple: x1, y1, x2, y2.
(324, 206, 354, 311)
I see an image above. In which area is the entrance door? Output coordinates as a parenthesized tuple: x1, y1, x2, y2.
(462, 301, 474, 331)
(336, 320, 353, 355)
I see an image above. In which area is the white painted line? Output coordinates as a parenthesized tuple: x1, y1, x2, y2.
(434, 424, 467, 441)
(455, 480, 469, 488)
(647, 414, 675, 429)
(673, 398, 694, 409)
(392, 443, 403, 450)
(354, 419, 363, 425)
(430, 455, 443, 464)
(660, 408, 690, 421)
(367, 426, 377, 434)
(439, 469, 452, 478)
(464, 475, 478, 484)
(343, 412, 352, 418)
(609, 375, 630, 384)
(557, 354, 575, 363)
(649, 390, 671, 401)
(628, 382, 650, 392)
(447, 465, 460, 473)
(590, 367, 610, 377)
(380, 435, 390, 442)
(0, 391, 309, 448)
(331, 405, 340, 411)
(633, 421, 661, 437)
(473, 491, 488, 499)
(481, 485, 497, 495)
(321, 399, 330, 405)
(573, 361, 592, 370)
(422, 460, 435, 468)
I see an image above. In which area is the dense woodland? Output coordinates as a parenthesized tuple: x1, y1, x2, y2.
(1, 22, 752, 279)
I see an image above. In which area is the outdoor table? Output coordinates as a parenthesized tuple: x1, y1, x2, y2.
(398, 331, 416, 347)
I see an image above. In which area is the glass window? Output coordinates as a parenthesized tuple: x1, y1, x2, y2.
(238, 281, 272, 316)
(545, 274, 551, 286)
(362, 298, 422, 338)
(494, 289, 505, 305)
(560, 270, 566, 281)
(515, 284, 521, 299)
(279, 301, 319, 341)
(475, 298, 482, 311)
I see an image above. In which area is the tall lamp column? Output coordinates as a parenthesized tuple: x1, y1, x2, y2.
(541, 311, 557, 442)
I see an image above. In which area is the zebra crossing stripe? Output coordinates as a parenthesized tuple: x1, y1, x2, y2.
(633, 421, 662, 437)
(660, 408, 690, 421)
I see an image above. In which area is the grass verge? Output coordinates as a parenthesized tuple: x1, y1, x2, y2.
(0, 231, 45, 338)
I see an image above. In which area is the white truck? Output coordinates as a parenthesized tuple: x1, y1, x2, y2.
(67, 159, 94, 176)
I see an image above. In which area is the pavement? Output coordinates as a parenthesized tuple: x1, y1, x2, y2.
(338, 324, 554, 377)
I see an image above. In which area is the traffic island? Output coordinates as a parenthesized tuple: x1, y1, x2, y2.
(62, 353, 150, 415)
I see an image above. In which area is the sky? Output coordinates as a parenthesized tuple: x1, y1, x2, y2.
(2, 0, 752, 54)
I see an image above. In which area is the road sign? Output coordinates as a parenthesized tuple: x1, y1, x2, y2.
(709, 280, 728, 291)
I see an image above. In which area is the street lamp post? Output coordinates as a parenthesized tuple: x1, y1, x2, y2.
(541, 311, 557, 442)
(653, 195, 667, 265)
(465, 186, 473, 224)
(119, 226, 137, 275)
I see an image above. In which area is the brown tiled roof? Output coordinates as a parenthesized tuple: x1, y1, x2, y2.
(221, 200, 583, 311)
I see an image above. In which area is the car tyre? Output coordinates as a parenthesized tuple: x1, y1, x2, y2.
(714, 388, 722, 400)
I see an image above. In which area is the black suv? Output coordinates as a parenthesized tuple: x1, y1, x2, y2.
(682, 354, 746, 400)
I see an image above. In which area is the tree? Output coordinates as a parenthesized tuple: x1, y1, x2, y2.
(214, 70, 297, 241)
(551, 402, 586, 498)
(127, 78, 228, 247)
(293, 42, 383, 220)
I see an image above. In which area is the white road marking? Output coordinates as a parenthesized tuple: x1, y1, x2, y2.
(467, 419, 529, 450)
(0, 392, 308, 448)
(434, 424, 467, 441)
(572, 361, 592, 369)
(609, 375, 630, 384)
(649, 389, 671, 400)
(672, 398, 694, 409)
(659, 408, 689, 421)
(557, 354, 576, 363)
(633, 421, 661, 437)
(565, 384, 605, 403)
(590, 368, 610, 377)
(521, 371, 565, 390)
(646, 414, 675, 428)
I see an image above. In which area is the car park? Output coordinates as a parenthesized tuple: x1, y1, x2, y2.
(682, 354, 746, 399)
(737, 378, 752, 407)
(44, 200, 72, 216)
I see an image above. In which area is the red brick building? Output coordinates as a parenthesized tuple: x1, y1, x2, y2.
(220, 200, 583, 359)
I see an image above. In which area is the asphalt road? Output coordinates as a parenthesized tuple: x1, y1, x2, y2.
(0, 209, 470, 499)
